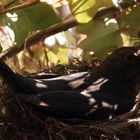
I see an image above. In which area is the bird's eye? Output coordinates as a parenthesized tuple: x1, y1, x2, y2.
(124, 53, 136, 63)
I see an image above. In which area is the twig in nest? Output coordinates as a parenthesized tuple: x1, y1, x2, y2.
(132, 92, 140, 112)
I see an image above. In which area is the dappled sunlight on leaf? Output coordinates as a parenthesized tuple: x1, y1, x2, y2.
(77, 18, 122, 56)
(0, 0, 11, 5)
(118, 4, 140, 45)
(79, 31, 122, 57)
(121, 33, 134, 46)
(16, 44, 69, 74)
(69, 0, 97, 23)
(69, 0, 113, 23)
(54, 45, 69, 63)
(3, 2, 60, 48)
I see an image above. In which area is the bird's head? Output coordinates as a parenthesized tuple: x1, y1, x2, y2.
(101, 46, 140, 79)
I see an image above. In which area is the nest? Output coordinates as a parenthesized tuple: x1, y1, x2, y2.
(0, 85, 140, 140)
(0, 61, 140, 140)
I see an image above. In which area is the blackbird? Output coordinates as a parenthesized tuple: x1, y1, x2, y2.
(0, 46, 140, 120)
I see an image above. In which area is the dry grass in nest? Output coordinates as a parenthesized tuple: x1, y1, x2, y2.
(0, 84, 140, 140)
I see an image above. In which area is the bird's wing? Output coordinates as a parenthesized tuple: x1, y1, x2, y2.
(16, 71, 88, 93)
(14, 90, 92, 119)
(26, 72, 61, 79)
(0, 59, 89, 93)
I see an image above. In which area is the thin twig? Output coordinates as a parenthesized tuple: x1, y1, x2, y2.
(0, 19, 78, 60)
(0, 0, 40, 15)
(94, 2, 133, 18)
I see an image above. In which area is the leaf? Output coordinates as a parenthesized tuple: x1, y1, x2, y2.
(69, 0, 113, 23)
(17, 43, 69, 73)
(55, 46, 69, 64)
(79, 31, 122, 57)
(69, 0, 97, 23)
(3, 2, 60, 48)
(47, 50, 59, 64)
(77, 18, 119, 35)
(48, 45, 69, 64)
(31, 44, 69, 65)
(117, 5, 140, 44)
(77, 18, 122, 56)
(97, 0, 113, 7)
(0, 0, 11, 5)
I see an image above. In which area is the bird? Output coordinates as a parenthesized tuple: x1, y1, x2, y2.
(0, 46, 140, 120)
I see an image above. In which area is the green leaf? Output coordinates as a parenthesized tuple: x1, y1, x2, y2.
(47, 51, 59, 64)
(69, 0, 97, 23)
(69, 0, 113, 23)
(3, 2, 60, 48)
(77, 17, 122, 56)
(123, 0, 133, 4)
(0, 0, 11, 5)
(79, 31, 122, 57)
(48, 45, 69, 64)
(77, 18, 119, 35)
(118, 5, 140, 44)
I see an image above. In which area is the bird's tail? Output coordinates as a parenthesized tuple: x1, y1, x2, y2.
(0, 59, 15, 76)
(0, 59, 23, 92)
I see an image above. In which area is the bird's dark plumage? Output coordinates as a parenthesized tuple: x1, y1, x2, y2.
(1, 46, 140, 120)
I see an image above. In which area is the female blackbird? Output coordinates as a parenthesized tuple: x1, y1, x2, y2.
(0, 46, 140, 120)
